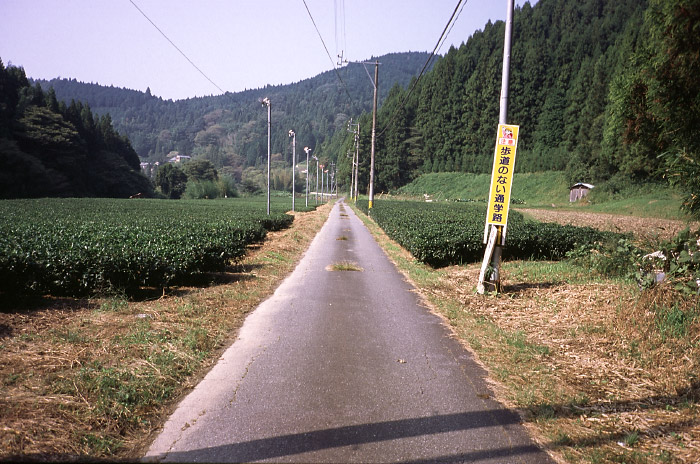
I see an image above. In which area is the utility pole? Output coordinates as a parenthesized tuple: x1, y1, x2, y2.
(262, 97, 271, 215)
(483, 0, 514, 293)
(354, 124, 359, 202)
(347, 119, 359, 202)
(304, 147, 311, 208)
(332, 163, 337, 198)
(368, 60, 379, 211)
(340, 59, 379, 205)
(348, 149, 355, 200)
(289, 130, 296, 212)
(313, 155, 319, 205)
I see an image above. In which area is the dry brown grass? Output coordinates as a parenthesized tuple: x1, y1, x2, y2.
(522, 208, 699, 241)
(438, 267, 699, 463)
(0, 203, 332, 461)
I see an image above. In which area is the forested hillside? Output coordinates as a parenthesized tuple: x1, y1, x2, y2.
(0, 60, 152, 198)
(333, 0, 699, 218)
(35, 52, 433, 180)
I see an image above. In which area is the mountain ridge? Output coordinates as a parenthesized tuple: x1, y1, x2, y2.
(33, 51, 435, 174)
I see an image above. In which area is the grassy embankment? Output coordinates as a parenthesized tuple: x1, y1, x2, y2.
(397, 171, 689, 220)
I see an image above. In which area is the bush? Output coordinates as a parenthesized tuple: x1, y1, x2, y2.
(183, 180, 219, 199)
(0, 198, 293, 296)
(358, 199, 623, 267)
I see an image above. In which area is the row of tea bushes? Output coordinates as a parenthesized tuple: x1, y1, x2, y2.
(0, 198, 294, 295)
(357, 200, 623, 267)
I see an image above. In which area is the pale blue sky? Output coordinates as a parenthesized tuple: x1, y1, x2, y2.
(1, 0, 534, 101)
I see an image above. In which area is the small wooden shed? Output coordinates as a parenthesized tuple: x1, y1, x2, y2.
(569, 183, 594, 202)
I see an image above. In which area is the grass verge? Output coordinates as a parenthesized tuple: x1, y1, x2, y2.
(327, 261, 363, 272)
(352, 203, 700, 464)
(0, 202, 333, 461)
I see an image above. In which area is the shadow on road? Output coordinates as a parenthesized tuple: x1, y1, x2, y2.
(153, 410, 547, 462)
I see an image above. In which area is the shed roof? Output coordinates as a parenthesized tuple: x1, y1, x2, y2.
(570, 183, 595, 190)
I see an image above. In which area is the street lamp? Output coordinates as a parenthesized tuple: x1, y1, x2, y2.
(261, 97, 271, 215)
(288, 130, 296, 212)
(304, 147, 311, 207)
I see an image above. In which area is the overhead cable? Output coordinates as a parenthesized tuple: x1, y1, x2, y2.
(301, 0, 352, 99)
(128, 0, 225, 95)
(437, 0, 468, 54)
(377, 0, 467, 137)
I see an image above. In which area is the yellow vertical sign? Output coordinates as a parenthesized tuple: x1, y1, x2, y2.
(484, 124, 519, 243)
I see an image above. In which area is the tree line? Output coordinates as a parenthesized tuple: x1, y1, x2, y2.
(329, 0, 699, 218)
(6, 0, 698, 216)
(0, 60, 152, 198)
(34, 52, 432, 184)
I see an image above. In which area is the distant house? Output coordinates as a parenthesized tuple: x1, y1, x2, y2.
(167, 153, 191, 164)
(569, 183, 594, 202)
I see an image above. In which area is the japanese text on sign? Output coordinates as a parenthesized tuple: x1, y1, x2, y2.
(484, 124, 519, 243)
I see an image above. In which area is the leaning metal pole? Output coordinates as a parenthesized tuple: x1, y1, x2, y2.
(485, 0, 514, 292)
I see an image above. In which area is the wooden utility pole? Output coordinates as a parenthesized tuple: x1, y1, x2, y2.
(368, 60, 379, 210)
(347, 120, 359, 201)
(304, 147, 311, 208)
(262, 98, 271, 215)
(289, 130, 296, 212)
(354, 124, 359, 201)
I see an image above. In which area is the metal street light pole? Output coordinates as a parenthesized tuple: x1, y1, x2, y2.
(288, 130, 296, 212)
(304, 147, 311, 207)
(262, 97, 271, 215)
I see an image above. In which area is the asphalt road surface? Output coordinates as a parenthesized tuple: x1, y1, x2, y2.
(145, 199, 554, 463)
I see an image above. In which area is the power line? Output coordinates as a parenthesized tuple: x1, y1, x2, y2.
(301, 0, 352, 99)
(377, 0, 467, 137)
(334, 0, 347, 61)
(437, 0, 468, 54)
(128, 0, 225, 95)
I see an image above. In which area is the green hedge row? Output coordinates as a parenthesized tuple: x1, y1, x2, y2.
(0, 198, 293, 295)
(358, 199, 623, 267)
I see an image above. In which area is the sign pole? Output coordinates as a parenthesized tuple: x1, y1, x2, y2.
(479, 0, 515, 294)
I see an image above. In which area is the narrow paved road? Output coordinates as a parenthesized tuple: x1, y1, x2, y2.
(145, 199, 553, 463)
